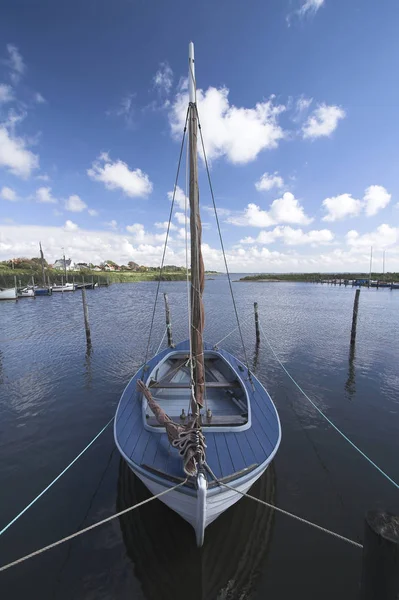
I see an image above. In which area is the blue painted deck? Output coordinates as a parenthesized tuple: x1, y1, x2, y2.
(114, 341, 281, 484)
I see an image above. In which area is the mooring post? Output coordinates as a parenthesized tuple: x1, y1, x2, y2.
(254, 302, 260, 345)
(81, 287, 91, 347)
(163, 292, 174, 347)
(350, 289, 361, 345)
(360, 510, 399, 600)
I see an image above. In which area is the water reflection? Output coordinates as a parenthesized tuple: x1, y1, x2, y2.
(117, 459, 276, 600)
(345, 344, 356, 401)
(252, 342, 260, 374)
(84, 344, 93, 389)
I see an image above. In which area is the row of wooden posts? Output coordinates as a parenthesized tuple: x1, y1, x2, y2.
(79, 288, 398, 598)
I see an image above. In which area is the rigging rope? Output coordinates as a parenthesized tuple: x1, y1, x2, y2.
(143, 106, 190, 368)
(259, 321, 399, 491)
(0, 417, 114, 537)
(0, 479, 187, 573)
(209, 475, 363, 549)
(194, 103, 252, 383)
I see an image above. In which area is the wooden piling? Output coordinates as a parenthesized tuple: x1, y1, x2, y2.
(81, 287, 91, 347)
(350, 289, 360, 345)
(254, 302, 260, 345)
(163, 293, 174, 347)
(360, 510, 399, 600)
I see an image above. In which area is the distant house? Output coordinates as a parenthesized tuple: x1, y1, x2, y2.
(92, 266, 101, 272)
(76, 262, 89, 270)
(54, 258, 76, 271)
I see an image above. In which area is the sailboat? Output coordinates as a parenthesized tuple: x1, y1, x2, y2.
(114, 43, 281, 546)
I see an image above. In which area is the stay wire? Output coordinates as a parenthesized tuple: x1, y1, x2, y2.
(143, 106, 190, 368)
(194, 103, 252, 381)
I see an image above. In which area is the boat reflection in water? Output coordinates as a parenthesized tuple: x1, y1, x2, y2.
(117, 458, 276, 600)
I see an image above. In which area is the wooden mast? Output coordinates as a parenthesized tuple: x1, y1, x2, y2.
(188, 42, 205, 412)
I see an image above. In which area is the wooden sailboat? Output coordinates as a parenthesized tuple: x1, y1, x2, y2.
(34, 242, 52, 296)
(114, 42, 281, 546)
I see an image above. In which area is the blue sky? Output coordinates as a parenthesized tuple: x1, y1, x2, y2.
(0, 0, 398, 272)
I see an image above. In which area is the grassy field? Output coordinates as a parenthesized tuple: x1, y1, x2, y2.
(240, 272, 399, 282)
(0, 268, 190, 287)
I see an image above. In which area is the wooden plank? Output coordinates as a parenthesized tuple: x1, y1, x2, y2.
(149, 381, 240, 389)
(146, 415, 247, 427)
(224, 432, 247, 473)
(204, 433, 222, 479)
(215, 433, 235, 478)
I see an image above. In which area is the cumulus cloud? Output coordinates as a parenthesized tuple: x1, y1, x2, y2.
(65, 194, 87, 212)
(0, 126, 39, 178)
(1, 186, 17, 201)
(105, 220, 118, 230)
(255, 172, 285, 192)
(322, 193, 362, 222)
(6, 44, 25, 83)
(169, 87, 285, 163)
(228, 192, 312, 227)
(153, 62, 173, 95)
(88, 152, 152, 198)
(35, 186, 57, 204)
(64, 220, 78, 231)
(168, 185, 187, 210)
(346, 224, 398, 250)
(363, 185, 391, 217)
(126, 223, 167, 244)
(302, 103, 345, 139)
(322, 186, 391, 221)
(36, 173, 50, 181)
(155, 221, 177, 230)
(34, 92, 46, 104)
(241, 225, 333, 246)
(88, 209, 98, 217)
(0, 84, 14, 104)
(174, 212, 189, 225)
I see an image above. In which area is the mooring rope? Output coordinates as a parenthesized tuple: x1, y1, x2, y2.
(258, 321, 399, 491)
(214, 477, 363, 549)
(213, 312, 254, 348)
(0, 417, 115, 537)
(0, 479, 187, 573)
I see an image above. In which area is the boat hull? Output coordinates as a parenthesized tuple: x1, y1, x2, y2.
(125, 459, 271, 546)
(34, 288, 52, 296)
(52, 285, 74, 292)
(0, 288, 17, 300)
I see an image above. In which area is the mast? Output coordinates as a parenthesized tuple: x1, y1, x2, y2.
(39, 241, 46, 287)
(188, 42, 205, 413)
(369, 246, 373, 284)
(63, 248, 68, 283)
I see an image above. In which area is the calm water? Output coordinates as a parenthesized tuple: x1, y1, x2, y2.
(0, 278, 398, 599)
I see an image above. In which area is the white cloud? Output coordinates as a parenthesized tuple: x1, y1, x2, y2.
(126, 223, 167, 244)
(35, 92, 46, 104)
(363, 185, 391, 217)
(64, 220, 78, 231)
(255, 172, 285, 192)
(107, 93, 135, 127)
(36, 173, 50, 181)
(174, 211, 189, 225)
(35, 186, 57, 204)
(155, 221, 177, 230)
(0, 126, 39, 178)
(88, 153, 152, 198)
(0, 186, 17, 201)
(169, 87, 285, 164)
(0, 84, 14, 104)
(296, 96, 313, 113)
(153, 62, 173, 95)
(302, 103, 345, 139)
(228, 193, 312, 227)
(299, 0, 325, 17)
(168, 185, 187, 210)
(241, 225, 333, 246)
(322, 193, 362, 222)
(346, 224, 398, 250)
(65, 194, 87, 212)
(88, 208, 98, 217)
(6, 44, 25, 83)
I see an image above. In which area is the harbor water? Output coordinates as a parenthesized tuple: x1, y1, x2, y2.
(0, 278, 398, 599)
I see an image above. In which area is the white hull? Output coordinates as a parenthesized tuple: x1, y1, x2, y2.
(128, 462, 270, 546)
(52, 284, 74, 292)
(0, 288, 17, 300)
(18, 288, 35, 297)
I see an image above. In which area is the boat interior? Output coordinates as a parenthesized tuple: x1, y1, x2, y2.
(144, 351, 249, 429)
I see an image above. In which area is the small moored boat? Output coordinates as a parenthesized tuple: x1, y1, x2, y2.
(52, 282, 75, 292)
(17, 287, 35, 298)
(114, 42, 281, 547)
(0, 287, 17, 301)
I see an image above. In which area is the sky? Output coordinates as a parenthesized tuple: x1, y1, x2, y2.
(0, 0, 398, 273)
